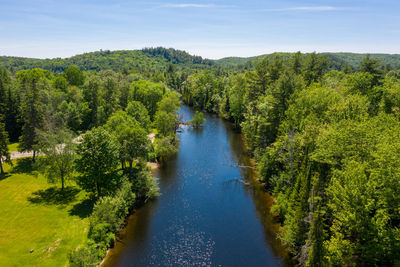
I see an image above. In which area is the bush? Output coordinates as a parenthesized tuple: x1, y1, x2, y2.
(189, 110, 206, 127)
(69, 245, 100, 267)
(90, 196, 122, 233)
(132, 170, 160, 199)
(154, 135, 179, 162)
(89, 223, 115, 247)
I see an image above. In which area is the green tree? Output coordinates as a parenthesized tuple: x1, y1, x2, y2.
(359, 55, 383, 86)
(303, 53, 329, 85)
(154, 111, 178, 137)
(291, 51, 302, 74)
(131, 80, 165, 118)
(18, 69, 46, 161)
(37, 128, 76, 190)
(83, 75, 101, 128)
(65, 65, 84, 86)
(53, 75, 69, 91)
(75, 127, 120, 197)
(157, 91, 181, 114)
(154, 135, 179, 162)
(0, 121, 10, 174)
(228, 74, 246, 128)
(189, 111, 206, 128)
(126, 101, 151, 130)
(105, 111, 150, 173)
(0, 67, 9, 115)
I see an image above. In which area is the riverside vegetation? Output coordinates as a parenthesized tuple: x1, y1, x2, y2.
(180, 53, 400, 266)
(1, 48, 400, 266)
(0, 62, 180, 266)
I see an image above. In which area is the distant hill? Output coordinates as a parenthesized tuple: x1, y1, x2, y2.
(216, 52, 400, 70)
(1, 48, 399, 73)
(0, 47, 216, 73)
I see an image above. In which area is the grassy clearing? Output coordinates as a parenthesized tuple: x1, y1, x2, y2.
(7, 142, 19, 152)
(0, 159, 93, 266)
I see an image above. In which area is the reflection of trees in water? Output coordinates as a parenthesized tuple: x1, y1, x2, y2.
(223, 117, 293, 265)
(104, 197, 159, 267)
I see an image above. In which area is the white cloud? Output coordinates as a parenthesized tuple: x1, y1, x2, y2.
(267, 6, 343, 12)
(162, 3, 216, 8)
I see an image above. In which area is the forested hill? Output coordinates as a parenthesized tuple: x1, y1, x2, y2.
(1, 47, 400, 73)
(0, 47, 216, 73)
(216, 52, 400, 70)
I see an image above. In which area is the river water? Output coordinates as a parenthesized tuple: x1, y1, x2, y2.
(103, 106, 290, 266)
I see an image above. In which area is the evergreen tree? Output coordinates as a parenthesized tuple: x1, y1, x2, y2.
(18, 69, 46, 161)
(0, 121, 10, 174)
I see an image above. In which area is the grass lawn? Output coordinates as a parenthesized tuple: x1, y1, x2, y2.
(8, 142, 19, 152)
(0, 159, 93, 266)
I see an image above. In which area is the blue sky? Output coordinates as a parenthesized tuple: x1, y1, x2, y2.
(0, 0, 399, 59)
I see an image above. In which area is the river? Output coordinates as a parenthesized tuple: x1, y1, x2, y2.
(102, 105, 291, 266)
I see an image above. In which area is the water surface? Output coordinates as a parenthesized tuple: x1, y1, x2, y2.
(103, 105, 290, 266)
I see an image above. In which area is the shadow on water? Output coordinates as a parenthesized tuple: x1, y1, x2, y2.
(28, 186, 80, 205)
(69, 197, 96, 218)
(102, 198, 158, 267)
(223, 119, 294, 266)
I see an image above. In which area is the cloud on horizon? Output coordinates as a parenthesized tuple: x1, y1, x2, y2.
(266, 6, 345, 12)
(162, 3, 216, 8)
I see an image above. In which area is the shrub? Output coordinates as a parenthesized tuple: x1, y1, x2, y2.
(69, 245, 99, 267)
(132, 170, 160, 199)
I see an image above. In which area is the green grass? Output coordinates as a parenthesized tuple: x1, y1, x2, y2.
(7, 142, 19, 152)
(0, 159, 92, 266)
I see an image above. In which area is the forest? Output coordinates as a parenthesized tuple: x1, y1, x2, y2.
(180, 52, 400, 266)
(1, 48, 400, 266)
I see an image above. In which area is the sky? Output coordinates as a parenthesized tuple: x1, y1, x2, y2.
(0, 0, 399, 59)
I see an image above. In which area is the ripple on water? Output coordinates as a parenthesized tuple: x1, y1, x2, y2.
(149, 228, 215, 266)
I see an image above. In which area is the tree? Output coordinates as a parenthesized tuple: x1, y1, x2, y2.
(65, 65, 84, 86)
(53, 75, 69, 91)
(126, 101, 151, 130)
(118, 124, 149, 171)
(154, 111, 178, 137)
(157, 91, 181, 114)
(37, 128, 76, 190)
(105, 111, 150, 173)
(291, 51, 302, 74)
(18, 69, 46, 161)
(0, 121, 10, 174)
(154, 135, 179, 162)
(131, 80, 165, 118)
(100, 75, 119, 123)
(0, 67, 9, 116)
(75, 127, 120, 197)
(228, 74, 246, 128)
(189, 111, 206, 127)
(83, 75, 101, 128)
(5, 85, 21, 142)
(303, 53, 329, 85)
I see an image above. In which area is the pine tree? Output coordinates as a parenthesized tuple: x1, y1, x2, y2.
(0, 67, 9, 115)
(18, 69, 45, 161)
(0, 121, 10, 174)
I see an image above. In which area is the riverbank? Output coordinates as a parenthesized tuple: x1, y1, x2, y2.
(99, 105, 292, 266)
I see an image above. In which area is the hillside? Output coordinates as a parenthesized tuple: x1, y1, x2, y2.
(1, 48, 400, 73)
(0, 47, 215, 73)
(216, 52, 400, 70)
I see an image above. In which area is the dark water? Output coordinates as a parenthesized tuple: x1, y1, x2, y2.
(103, 106, 290, 266)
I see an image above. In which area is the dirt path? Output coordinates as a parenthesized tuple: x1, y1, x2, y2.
(10, 151, 34, 160)
(8, 134, 158, 170)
